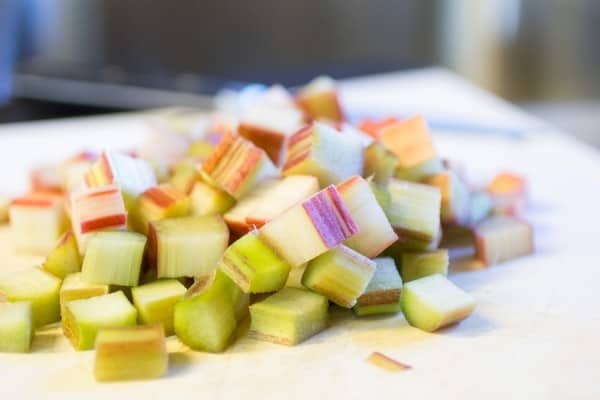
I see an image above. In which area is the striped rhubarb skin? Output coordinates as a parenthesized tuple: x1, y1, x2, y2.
(283, 123, 364, 187)
(136, 185, 190, 233)
(10, 192, 63, 208)
(282, 126, 314, 172)
(201, 133, 278, 199)
(302, 186, 358, 248)
(70, 184, 127, 254)
(85, 151, 157, 198)
(259, 185, 358, 267)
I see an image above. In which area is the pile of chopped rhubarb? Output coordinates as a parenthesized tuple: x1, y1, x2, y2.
(0, 76, 533, 381)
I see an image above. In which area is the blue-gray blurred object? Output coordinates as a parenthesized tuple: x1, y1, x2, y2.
(0, 0, 19, 104)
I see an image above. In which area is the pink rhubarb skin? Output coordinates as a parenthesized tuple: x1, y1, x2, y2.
(72, 184, 127, 235)
(302, 185, 358, 248)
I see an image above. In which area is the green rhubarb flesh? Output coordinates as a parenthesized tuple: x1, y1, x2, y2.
(132, 279, 186, 336)
(400, 274, 475, 332)
(0, 267, 61, 328)
(63, 291, 137, 350)
(94, 324, 168, 382)
(385, 179, 441, 250)
(173, 270, 241, 352)
(249, 287, 328, 345)
(82, 231, 147, 286)
(60, 272, 110, 318)
(363, 142, 399, 184)
(42, 230, 82, 279)
(190, 181, 236, 216)
(354, 258, 403, 316)
(401, 249, 449, 283)
(302, 245, 376, 308)
(0, 302, 33, 353)
(149, 216, 229, 278)
(395, 157, 444, 182)
(219, 230, 291, 293)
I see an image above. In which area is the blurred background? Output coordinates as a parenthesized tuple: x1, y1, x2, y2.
(0, 0, 598, 144)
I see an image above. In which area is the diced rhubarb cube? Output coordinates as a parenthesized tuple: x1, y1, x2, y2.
(238, 104, 304, 165)
(70, 184, 128, 254)
(473, 215, 533, 266)
(424, 171, 470, 226)
(283, 123, 363, 187)
(259, 185, 358, 267)
(9, 192, 68, 255)
(133, 184, 190, 234)
(85, 150, 157, 199)
(336, 176, 397, 257)
(295, 76, 344, 122)
(224, 175, 319, 236)
(201, 132, 279, 199)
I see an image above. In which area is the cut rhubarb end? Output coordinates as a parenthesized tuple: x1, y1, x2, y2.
(0, 302, 33, 353)
(337, 176, 398, 257)
(354, 258, 402, 316)
(424, 171, 471, 226)
(473, 215, 533, 266)
(59, 272, 110, 320)
(283, 123, 363, 187)
(303, 245, 376, 308)
(82, 231, 147, 287)
(367, 352, 411, 372)
(249, 287, 328, 345)
(149, 215, 229, 278)
(169, 161, 200, 195)
(220, 229, 291, 294)
(86, 150, 157, 198)
(363, 142, 400, 185)
(190, 180, 236, 217)
(135, 184, 191, 234)
(0, 267, 61, 328)
(131, 279, 186, 336)
(201, 132, 279, 199)
(63, 291, 137, 350)
(400, 249, 449, 283)
(295, 76, 344, 122)
(259, 185, 358, 267)
(385, 179, 441, 250)
(224, 175, 318, 236)
(42, 230, 82, 279)
(379, 115, 438, 170)
(174, 270, 241, 352)
(238, 105, 301, 166)
(70, 184, 128, 254)
(9, 192, 68, 256)
(94, 324, 168, 382)
(400, 274, 475, 332)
